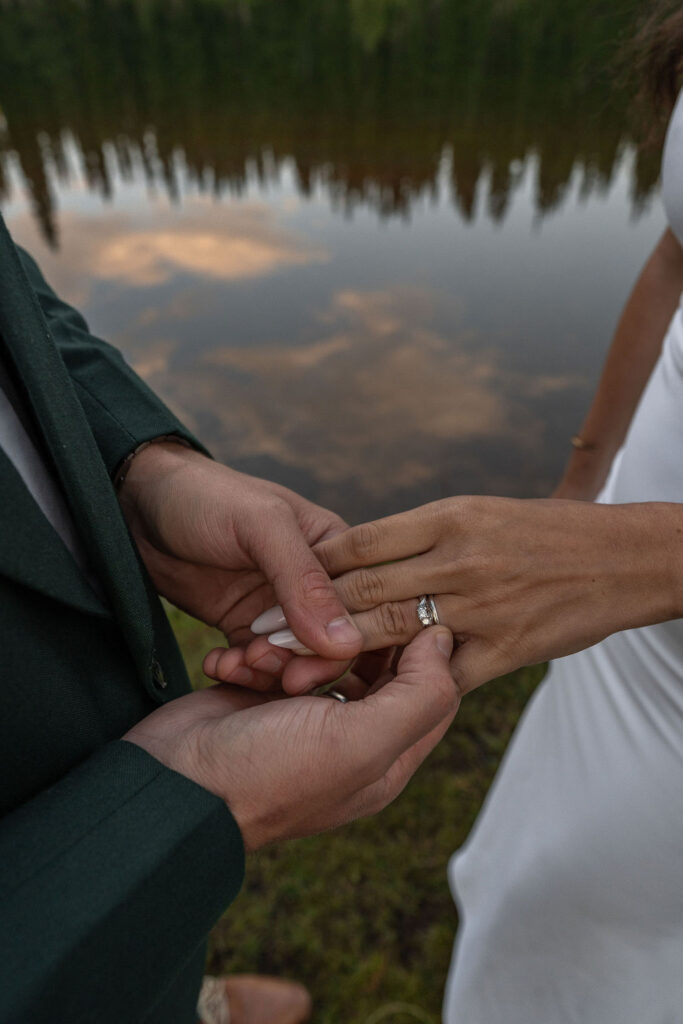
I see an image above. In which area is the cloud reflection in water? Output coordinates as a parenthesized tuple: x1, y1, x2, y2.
(90, 208, 328, 286)
(11, 201, 327, 294)
(137, 285, 584, 518)
(6, 176, 631, 523)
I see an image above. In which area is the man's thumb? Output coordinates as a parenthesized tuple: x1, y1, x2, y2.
(397, 625, 454, 675)
(260, 526, 362, 661)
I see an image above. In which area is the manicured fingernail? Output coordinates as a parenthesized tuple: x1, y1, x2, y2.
(267, 629, 314, 655)
(325, 616, 362, 646)
(251, 605, 288, 634)
(435, 630, 454, 658)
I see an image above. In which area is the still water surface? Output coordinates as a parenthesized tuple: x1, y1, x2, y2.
(0, 0, 668, 524)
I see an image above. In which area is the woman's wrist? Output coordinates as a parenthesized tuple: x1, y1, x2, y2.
(553, 451, 613, 501)
(655, 503, 683, 621)
(617, 502, 683, 627)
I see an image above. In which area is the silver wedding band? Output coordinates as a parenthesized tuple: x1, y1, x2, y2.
(324, 688, 349, 703)
(416, 594, 440, 628)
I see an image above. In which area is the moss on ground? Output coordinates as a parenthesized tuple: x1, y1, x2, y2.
(169, 605, 544, 1024)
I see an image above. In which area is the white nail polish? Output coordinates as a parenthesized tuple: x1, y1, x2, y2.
(251, 605, 288, 634)
(267, 629, 314, 655)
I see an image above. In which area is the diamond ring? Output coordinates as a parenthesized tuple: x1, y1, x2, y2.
(416, 595, 440, 628)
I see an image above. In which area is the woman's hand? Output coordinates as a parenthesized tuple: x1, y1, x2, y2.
(233, 496, 683, 696)
(317, 496, 683, 692)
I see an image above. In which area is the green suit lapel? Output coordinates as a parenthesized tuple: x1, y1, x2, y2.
(0, 216, 157, 690)
(0, 448, 109, 618)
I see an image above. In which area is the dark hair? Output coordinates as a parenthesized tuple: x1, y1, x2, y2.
(635, 0, 683, 117)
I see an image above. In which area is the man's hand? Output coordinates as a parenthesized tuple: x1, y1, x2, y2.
(117, 442, 362, 667)
(123, 627, 457, 850)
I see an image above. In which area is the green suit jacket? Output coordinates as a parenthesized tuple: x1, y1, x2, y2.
(0, 215, 244, 1024)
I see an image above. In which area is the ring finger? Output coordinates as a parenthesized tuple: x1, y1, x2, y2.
(333, 557, 442, 614)
(347, 594, 462, 651)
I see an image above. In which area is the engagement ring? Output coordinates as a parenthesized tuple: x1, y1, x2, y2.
(416, 595, 439, 628)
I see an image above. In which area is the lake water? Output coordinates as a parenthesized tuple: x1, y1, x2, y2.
(0, 0, 668, 524)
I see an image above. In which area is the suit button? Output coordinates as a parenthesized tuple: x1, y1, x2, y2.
(151, 658, 168, 690)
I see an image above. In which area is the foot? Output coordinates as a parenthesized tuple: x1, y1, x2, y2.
(198, 974, 312, 1024)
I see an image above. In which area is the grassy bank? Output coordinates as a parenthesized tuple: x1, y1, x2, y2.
(169, 606, 544, 1023)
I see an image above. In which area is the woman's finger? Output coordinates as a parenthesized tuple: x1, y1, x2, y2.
(350, 647, 397, 688)
(314, 505, 441, 577)
(280, 596, 463, 695)
(333, 556, 442, 612)
(344, 594, 463, 651)
(244, 635, 295, 676)
(278, 646, 397, 697)
(279, 594, 466, 694)
(203, 646, 286, 692)
(326, 648, 398, 700)
(203, 646, 244, 681)
(282, 654, 354, 695)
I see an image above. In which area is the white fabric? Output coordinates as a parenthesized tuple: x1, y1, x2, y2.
(444, 93, 683, 1024)
(197, 977, 231, 1024)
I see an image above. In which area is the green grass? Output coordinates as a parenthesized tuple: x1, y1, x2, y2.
(168, 606, 545, 1024)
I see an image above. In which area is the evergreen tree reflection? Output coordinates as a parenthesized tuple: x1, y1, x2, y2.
(0, 0, 660, 247)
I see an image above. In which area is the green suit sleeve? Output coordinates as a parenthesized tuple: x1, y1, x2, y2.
(14, 246, 210, 474)
(0, 740, 244, 1024)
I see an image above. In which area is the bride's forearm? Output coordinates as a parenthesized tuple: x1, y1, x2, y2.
(624, 501, 683, 629)
(556, 229, 683, 500)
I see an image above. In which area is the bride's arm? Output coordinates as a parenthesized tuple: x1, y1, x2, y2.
(554, 227, 683, 500)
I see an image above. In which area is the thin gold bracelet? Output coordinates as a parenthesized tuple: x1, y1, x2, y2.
(571, 435, 598, 452)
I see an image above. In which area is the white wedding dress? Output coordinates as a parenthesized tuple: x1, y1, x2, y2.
(443, 89, 683, 1024)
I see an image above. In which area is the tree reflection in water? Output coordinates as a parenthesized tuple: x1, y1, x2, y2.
(0, 0, 661, 248)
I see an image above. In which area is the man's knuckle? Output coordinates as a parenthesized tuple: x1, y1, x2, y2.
(379, 600, 409, 640)
(247, 498, 291, 541)
(349, 522, 380, 562)
(443, 494, 485, 533)
(259, 495, 290, 521)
